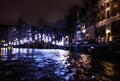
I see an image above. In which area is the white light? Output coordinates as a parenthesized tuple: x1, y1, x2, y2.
(15, 38, 18, 41)
(52, 41, 55, 45)
(20, 40, 24, 44)
(16, 41, 19, 45)
(9, 42, 11, 45)
(52, 36, 55, 39)
(38, 34, 41, 38)
(24, 38, 27, 43)
(3, 44, 6, 46)
(29, 37, 32, 41)
(90, 46, 94, 49)
(13, 42, 16, 46)
(82, 29, 86, 33)
(77, 31, 81, 34)
(66, 36, 68, 38)
(12, 42, 14, 45)
(35, 34, 38, 40)
(49, 37, 51, 42)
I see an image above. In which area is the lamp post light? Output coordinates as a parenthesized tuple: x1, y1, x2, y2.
(82, 29, 86, 40)
(106, 29, 111, 43)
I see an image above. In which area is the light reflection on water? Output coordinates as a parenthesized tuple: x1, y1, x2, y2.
(0, 48, 120, 81)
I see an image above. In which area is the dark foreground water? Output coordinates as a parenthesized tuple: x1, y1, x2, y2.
(0, 48, 120, 81)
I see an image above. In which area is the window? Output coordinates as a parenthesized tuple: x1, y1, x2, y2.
(107, 3, 109, 7)
(101, 14, 104, 21)
(112, 7, 118, 16)
(107, 10, 110, 18)
(113, 0, 117, 3)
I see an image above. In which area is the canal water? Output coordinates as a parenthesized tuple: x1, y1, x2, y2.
(0, 48, 120, 81)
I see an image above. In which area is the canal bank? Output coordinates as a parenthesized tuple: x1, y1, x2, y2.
(1, 43, 120, 58)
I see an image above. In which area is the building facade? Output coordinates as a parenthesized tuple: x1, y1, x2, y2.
(85, 0, 120, 44)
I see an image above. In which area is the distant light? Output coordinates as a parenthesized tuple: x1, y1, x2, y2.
(29, 37, 32, 41)
(77, 31, 81, 34)
(56, 41, 64, 46)
(13, 42, 16, 46)
(24, 38, 27, 43)
(91, 75, 95, 79)
(66, 36, 68, 38)
(52, 41, 55, 45)
(38, 34, 41, 38)
(49, 37, 51, 42)
(52, 36, 55, 39)
(20, 40, 24, 44)
(9, 42, 11, 45)
(16, 41, 19, 45)
(1, 40, 6, 43)
(12, 42, 14, 45)
(82, 29, 86, 33)
(3, 44, 8, 46)
(90, 46, 94, 49)
(35, 34, 38, 40)
(106, 29, 111, 34)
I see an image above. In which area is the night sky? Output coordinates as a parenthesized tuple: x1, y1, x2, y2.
(0, 0, 83, 25)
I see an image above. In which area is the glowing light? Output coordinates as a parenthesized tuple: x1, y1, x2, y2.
(20, 40, 24, 44)
(48, 37, 51, 42)
(52, 36, 55, 39)
(52, 41, 55, 45)
(16, 41, 19, 45)
(24, 38, 27, 43)
(38, 34, 41, 38)
(3, 44, 8, 46)
(11, 42, 14, 45)
(77, 31, 81, 34)
(82, 29, 86, 33)
(56, 40, 64, 46)
(90, 46, 94, 49)
(106, 29, 111, 34)
(35, 34, 38, 40)
(13, 42, 16, 46)
(1, 40, 6, 43)
(29, 37, 32, 41)
(12, 48, 19, 54)
(9, 42, 11, 45)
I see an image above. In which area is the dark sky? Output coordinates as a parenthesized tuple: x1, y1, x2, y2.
(0, 0, 83, 25)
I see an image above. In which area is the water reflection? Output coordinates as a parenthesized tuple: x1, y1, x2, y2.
(67, 53, 92, 81)
(0, 48, 120, 81)
(103, 61, 115, 76)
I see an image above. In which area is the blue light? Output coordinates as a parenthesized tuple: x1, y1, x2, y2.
(90, 46, 94, 49)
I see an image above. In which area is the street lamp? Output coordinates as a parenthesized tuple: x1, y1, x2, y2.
(82, 29, 86, 34)
(106, 29, 111, 34)
(82, 29, 86, 40)
(106, 29, 111, 43)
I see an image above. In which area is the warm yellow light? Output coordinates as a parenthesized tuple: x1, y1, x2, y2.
(1, 40, 6, 43)
(106, 29, 111, 33)
(106, 8, 110, 11)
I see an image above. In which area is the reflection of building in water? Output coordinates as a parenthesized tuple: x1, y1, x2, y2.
(91, 59, 117, 81)
(102, 61, 115, 79)
(0, 48, 4, 58)
(70, 53, 92, 81)
(0, 48, 7, 61)
(0, 48, 7, 56)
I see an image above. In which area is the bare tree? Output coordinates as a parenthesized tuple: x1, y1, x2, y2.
(83, 0, 98, 39)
